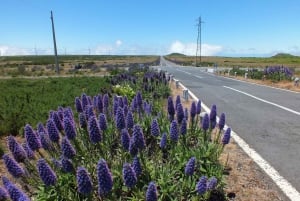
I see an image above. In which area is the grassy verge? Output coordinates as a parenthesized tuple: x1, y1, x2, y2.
(0, 76, 110, 136)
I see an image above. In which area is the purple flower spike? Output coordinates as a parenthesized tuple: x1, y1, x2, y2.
(88, 115, 102, 144)
(123, 96, 128, 106)
(39, 132, 54, 151)
(136, 91, 143, 108)
(47, 119, 60, 143)
(222, 128, 231, 145)
(190, 102, 197, 120)
(64, 107, 74, 123)
(132, 156, 142, 177)
(2, 176, 30, 201)
(86, 105, 95, 119)
(218, 113, 225, 130)
(24, 124, 41, 151)
(97, 95, 103, 113)
(99, 113, 108, 131)
(2, 154, 25, 178)
(196, 176, 207, 195)
(116, 107, 125, 130)
(37, 158, 57, 186)
(22, 143, 35, 159)
(7, 135, 26, 162)
(126, 110, 134, 129)
(151, 119, 160, 137)
(37, 122, 47, 134)
(64, 117, 77, 140)
(146, 181, 158, 201)
(129, 138, 138, 156)
(133, 124, 145, 150)
(210, 104, 217, 129)
(79, 113, 87, 128)
(75, 97, 83, 113)
(113, 99, 119, 116)
(167, 96, 175, 120)
(0, 187, 8, 200)
(207, 176, 218, 190)
(61, 158, 74, 173)
(175, 95, 181, 110)
(170, 120, 179, 142)
(180, 118, 187, 136)
(122, 163, 137, 188)
(97, 159, 113, 196)
(184, 157, 196, 176)
(176, 103, 184, 124)
(103, 94, 109, 109)
(118, 97, 124, 108)
(131, 97, 138, 111)
(61, 137, 76, 159)
(159, 133, 167, 149)
(81, 93, 89, 111)
(196, 100, 201, 114)
(77, 167, 93, 195)
(52, 111, 63, 131)
(202, 114, 209, 131)
(121, 129, 130, 151)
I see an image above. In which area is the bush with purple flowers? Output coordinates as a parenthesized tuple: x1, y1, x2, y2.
(0, 69, 229, 200)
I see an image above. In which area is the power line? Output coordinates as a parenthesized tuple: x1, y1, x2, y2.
(195, 16, 204, 67)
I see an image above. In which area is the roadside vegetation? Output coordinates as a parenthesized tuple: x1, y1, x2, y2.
(165, 53, 300, 74)
(0, 68, 231, 200)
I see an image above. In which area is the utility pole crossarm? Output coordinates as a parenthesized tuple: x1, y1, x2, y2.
(50, 10, 59, 74)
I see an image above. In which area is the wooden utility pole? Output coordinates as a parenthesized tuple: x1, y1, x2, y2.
(50, 11, 59, 74)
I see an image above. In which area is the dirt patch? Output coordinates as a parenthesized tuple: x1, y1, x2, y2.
(169, 80, 288, 201)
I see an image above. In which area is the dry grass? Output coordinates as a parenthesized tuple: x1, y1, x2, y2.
(223, 74, 300, 92)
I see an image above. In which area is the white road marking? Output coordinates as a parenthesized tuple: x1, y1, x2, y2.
(195, 75, 203, 79)
(178, 81, 300, 201)
(223, 86, 300, 116)
(176, 69, 191, 75)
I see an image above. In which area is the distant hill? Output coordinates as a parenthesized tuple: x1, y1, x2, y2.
(271, 53, 298, 58)
(167, 53, 186, 57)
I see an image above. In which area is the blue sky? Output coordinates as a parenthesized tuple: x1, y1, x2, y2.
(1, 0, 300, 57)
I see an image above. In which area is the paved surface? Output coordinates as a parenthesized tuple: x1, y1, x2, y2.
(158, 57, 300, 192)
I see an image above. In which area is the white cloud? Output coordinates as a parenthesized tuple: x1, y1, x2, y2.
(0, 45, 55, 56)
(115, 40, 122, 47)
(168, 40, 223, 56)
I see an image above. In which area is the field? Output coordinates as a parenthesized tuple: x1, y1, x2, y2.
(0, 55, 160, 77)
(165, 53, 300, 75)
(0, 76, 111, 136)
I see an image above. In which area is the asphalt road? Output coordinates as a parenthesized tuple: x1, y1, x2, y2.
(158, 57, 300, 192)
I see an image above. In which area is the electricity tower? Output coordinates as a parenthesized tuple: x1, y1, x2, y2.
(50, 10, 59, 74)
(195, 16, 204, 67)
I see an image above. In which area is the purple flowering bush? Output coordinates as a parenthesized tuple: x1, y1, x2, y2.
(0, 69, 230, 200)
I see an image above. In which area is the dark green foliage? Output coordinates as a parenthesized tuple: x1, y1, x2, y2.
(0, 77, 110, 136)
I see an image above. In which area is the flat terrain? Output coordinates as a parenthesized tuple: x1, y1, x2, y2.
(165, 53, 300, 74)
